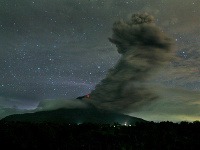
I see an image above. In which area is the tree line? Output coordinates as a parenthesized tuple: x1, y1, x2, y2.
(0, 121, 200, 150)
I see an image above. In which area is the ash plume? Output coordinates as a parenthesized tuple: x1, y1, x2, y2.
(89, 13, 174, 111)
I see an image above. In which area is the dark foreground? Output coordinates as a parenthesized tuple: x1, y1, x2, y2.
(0, 121, 200, 150)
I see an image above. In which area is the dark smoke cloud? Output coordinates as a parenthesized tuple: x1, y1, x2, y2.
(88, 13, 174, 111)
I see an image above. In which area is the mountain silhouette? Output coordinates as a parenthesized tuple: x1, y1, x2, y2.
(1, 107, 146, 125)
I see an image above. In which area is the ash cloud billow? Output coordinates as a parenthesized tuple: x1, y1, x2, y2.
(88, 13, 174, 111)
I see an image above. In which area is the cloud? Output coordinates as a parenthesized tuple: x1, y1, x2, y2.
(88, 13, 174, 111)
(0, 96, 37, 110)
(0, 107, 26, 119)
(141, 0, 200, 34)
(36, 99, 87, 111)
(0, 96, 37, 119)
(0, 98, 88, 119)
(152, 43, 200, 90)
(130, 86, 200, 122)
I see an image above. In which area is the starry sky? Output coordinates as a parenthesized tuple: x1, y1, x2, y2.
(1, 0, 200, 121)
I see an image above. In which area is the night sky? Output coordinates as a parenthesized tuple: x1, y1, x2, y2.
(1, 0, 200, 121)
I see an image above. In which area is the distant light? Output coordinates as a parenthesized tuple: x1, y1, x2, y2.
(129, 125, 132, 127)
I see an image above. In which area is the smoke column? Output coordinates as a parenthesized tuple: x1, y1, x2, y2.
(89, 13, 174, 111)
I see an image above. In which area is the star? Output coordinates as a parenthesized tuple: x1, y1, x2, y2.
(0, 0, 199, 122)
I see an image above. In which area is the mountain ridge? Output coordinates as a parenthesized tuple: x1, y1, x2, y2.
(1, 107, 146, 125)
